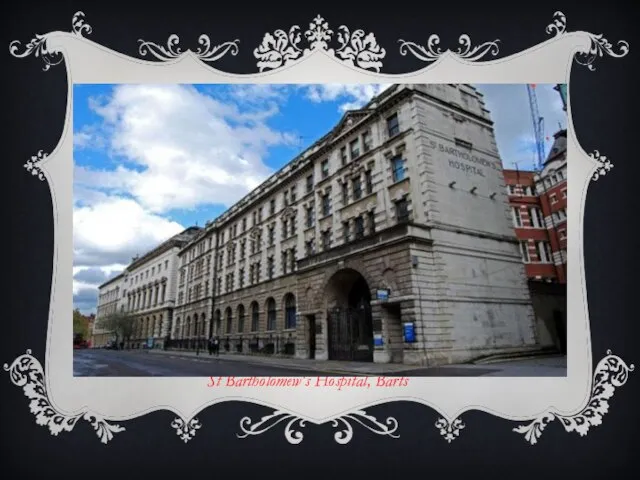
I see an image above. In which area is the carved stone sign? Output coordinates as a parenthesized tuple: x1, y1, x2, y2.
(430, 140, 501, 178)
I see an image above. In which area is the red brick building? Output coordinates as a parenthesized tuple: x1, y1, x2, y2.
(503, 128, 567, 354)
(503, 128, 567, 284)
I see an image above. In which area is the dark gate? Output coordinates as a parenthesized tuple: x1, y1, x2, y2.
(327, 306, 373, 362)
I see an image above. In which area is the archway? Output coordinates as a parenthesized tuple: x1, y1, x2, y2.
(324, 268, 374, 362)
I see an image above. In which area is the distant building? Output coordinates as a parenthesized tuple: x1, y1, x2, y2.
(92, 227, 202, 349)
(92, 273, 124, 347)
(502, 128, 567, 353)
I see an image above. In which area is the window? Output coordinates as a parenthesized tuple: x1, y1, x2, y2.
(282, 250, 288, 274)
(237, 305, 245, 333)
(340, 147, 348, 166)
(226, 308, 232, 334)
(550, 193, 558, 204)
(342, 181, 348, 205)
(354, 216, 365, 240)
(321, 159, 329, 178)
(350, 138, 360, 159)
(559, 229, 567, 241)
(306, 205, 315, 228)
(352, 176, 362, 200)
(270, 199, 275, 215)
(267, 256, 274, 280)
(251, 303, 259, 332)
(512, 207, 523, 227)
(387, 113, 400, 137)
(289, 248, 296, 272)
(391, 156, 405, 182)
(343, 221, 350, 242)
(242, 218, 247, 232)
(255, 261, 261, 282)
(238, 268, 244, 288)
(365, 170, 373, 194)
(557, 170, 564, 180)
(306, 174, 314, 193)
(506, 185, 516, 195)
(240, 239, 246, 259)
(363, 130, 372, 152)
(284, 294, 296, 330)
(267, 298, 276, 331)
(561, 188, 567, 199)
(395, 198, 409, 223)
(217, 278, 222, 295)
(151, 267, 155, 275)
(258, 207, 263, 223)
(291, 185, 297, 203)
(305, 239, 315, 256)
(536, 241, 552, 263)
(282, 218, 289, 238)
(368, 211, 376, 233)
(519, 241, 530, 262)
(290, 217, 296, 236)
(268, 224, 275, 246)
(322, 229, 331, 250)
(528, 207, 542, 228)
(322, 193, 331, 217)
(253, 211, 257, 225)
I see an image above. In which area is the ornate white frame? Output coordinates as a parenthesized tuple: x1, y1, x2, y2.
(6, 11, 633, 445)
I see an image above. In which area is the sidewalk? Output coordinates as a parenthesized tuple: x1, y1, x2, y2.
(147, 349, 424, 375)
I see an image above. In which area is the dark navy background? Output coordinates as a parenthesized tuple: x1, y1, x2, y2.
(2, 2, 638, 478)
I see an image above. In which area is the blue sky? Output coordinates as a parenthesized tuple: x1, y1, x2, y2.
(72, 83, 566, 313)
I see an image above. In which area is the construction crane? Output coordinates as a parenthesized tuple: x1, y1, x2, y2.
(526, 84, 546, 170)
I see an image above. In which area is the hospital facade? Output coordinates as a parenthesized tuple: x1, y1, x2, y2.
(93, 84, 567, 367)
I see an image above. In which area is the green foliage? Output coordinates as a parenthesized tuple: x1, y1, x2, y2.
(73, 309, 89, 340)
(94, 311, 136, 343)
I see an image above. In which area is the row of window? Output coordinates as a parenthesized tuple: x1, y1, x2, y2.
(519, 240, 554, 264)
(128, 260, 170, 286)
(549, 188, 567, 204)
(216, 113, 401, 247)
(539, 168, 565, 190)
(507, 184, 536, 196)
(511, 206, 544, 229)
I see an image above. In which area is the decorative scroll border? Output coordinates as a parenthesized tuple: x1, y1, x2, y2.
(7, 10, 632, 445)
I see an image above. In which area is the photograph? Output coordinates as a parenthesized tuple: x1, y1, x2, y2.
(72, 82, 568, 378)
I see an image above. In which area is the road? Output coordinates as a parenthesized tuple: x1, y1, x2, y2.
(74, 349, 566, 377)
(74, 349, 326, 377)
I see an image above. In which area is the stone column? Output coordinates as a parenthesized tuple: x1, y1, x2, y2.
(315, 311, 328, 361)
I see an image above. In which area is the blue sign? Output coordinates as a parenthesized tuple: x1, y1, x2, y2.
(403, 323, 416, 343)
(376, 289, 390, 301)
(374, 334, 384, 346)
(147, 337, 154, 349)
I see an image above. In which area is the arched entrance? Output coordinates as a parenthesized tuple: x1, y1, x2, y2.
(325, 268, 374, 362)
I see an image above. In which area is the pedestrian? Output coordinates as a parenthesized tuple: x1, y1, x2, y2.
(207, 336, 214, 356)
(214, 336, 220, 357)
(119, 341, 124, 351)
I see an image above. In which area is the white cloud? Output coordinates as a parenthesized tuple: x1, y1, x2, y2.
(73, 196, 185, 267)
(305, 84, 393, 112)
(79, 84, 299, 214)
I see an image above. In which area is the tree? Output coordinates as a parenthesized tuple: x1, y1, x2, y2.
(73, 309, 89, 341)
(94, 311, 136, 347)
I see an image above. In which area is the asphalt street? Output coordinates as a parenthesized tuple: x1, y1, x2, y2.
(73, 349, 566, 377)
(73, 349, 326, 377)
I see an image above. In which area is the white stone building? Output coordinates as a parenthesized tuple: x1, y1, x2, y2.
(165, 84, 541, 366)
(92, 272, 125, 347)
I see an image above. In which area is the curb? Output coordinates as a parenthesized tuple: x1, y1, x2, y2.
(146, 350, 414, 376)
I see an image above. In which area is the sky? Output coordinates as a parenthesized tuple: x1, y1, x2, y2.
(73, 83, 566, 314)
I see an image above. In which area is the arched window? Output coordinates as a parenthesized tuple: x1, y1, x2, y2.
(251, 302, 259, 332)
(237, 305, 245, 333)
(284, 293, 296, 330)
(200, 313, 206, 336)
(186, 316, 191, 337)
(214, 310, 221, 335)
(225, 307, 233, 334)
(266, 298, 276, 331)
(174, 317, 181, 338)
